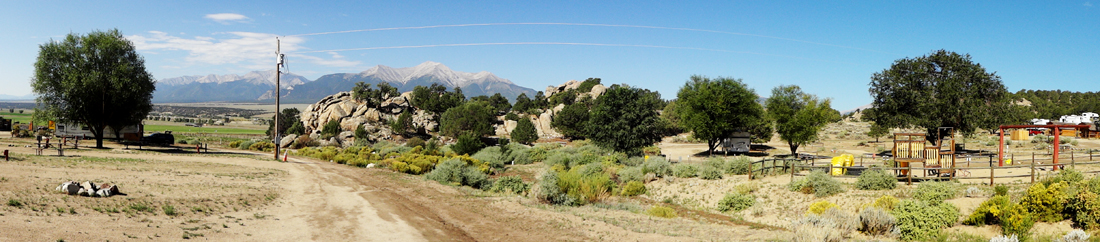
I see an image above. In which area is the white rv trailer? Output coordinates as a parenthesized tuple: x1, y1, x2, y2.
(55, 123, 143, 140)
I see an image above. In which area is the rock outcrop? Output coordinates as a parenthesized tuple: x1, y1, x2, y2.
(299, 91, 436, 147)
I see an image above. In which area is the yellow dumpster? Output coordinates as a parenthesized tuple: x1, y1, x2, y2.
(831, 154, 855, 176)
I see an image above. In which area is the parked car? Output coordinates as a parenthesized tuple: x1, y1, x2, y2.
(141, 132, 175, 146)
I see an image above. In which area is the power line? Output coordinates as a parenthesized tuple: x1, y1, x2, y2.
(287, 42, 859, 65)
(285, 22, 894, 55)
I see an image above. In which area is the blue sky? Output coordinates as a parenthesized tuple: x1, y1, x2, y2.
(2, 1, 1098, 110)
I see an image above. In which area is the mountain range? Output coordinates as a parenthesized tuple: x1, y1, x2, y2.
(153, 61, 537, 104)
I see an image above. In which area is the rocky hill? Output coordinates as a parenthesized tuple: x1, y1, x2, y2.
(289, 79, 605, 147)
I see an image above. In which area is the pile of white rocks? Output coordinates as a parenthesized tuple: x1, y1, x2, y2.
(54, 181, 122, 197)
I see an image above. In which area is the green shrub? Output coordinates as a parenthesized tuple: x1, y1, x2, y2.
(7, 199, 23, 208)
(995, 184, 1010, 196)
(1045, 169, 1085, 185)
(621, 181, 646, 196)
(177, 139, 189, 145)
(1020, 181, 1068, 222)
(788, 171, 845, 197)
(249, 141, 275, 152)
(891, 199, 960, 241)
(506, 147, 532, 165)
(425, 158, 490, 189)
(726, 155, 752, 175)
(451, 133, 486, 155)
(868, 195, 899, 211)
(859, 206, 896, 236)
(854, 168, 896, 190)
(472, 146, 506, 169)
(671, 164, 698, 178)
(790, 213, 847, 242)
(698, 165, 723, 180)
(717, 193, 755, 212)
(535, 171, 577, 206)
(641, 157, 672, 177)
(913, 181, 958, 205)
(808, 200, 837, 215)
(163, 205, 178, 216)
(647, 206, 677, 218)
(617, 166, 644, 183)
(228, 140, 243, 149)
(1069, 191, 1100, 230)
(558, 167, 615, 205)
(321, 119, 341, 138)
(1001, 202, 1035, 238)
(237, 140, 256, 150)
(489, 176, 529, 195)
(703, 157, 727, 169)
(406, 137, 425, 148)
(962, 195, 1011, 226)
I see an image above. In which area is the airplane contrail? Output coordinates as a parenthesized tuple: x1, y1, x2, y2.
(288, 42, 857, 65)
(285, 22, 893, 55)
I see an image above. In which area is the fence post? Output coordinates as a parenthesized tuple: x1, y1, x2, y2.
(1031, 153, 1035, 184)
(1071, 150, 1076, 170)
(790, 159, 796, 182)
(749, 160, 755, 180)
(907, 164, 912, 186)
(828, 162, 833, 178)
(990, 163, 995, 186)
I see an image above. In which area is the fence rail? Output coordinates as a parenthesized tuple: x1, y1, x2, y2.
(746, 150, 1098, 185)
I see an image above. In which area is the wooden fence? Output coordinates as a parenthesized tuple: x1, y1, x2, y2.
(747, 150, 1099, 185)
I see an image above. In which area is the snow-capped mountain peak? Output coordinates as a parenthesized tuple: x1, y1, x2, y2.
(356, 61, 513, 87)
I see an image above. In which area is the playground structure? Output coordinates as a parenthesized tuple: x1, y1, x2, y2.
(999, 124, 1093, 170)
(892, 127, 957, 177)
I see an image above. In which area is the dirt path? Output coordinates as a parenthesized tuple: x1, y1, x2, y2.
(239, 157, 469, 242)
(1, 137, 791, 241)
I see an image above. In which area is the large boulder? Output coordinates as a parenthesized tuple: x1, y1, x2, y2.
(545, 80, 582, 97)
(280, 134, 298, 148)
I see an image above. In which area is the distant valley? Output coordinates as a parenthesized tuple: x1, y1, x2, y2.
(153, 61, 537, 104)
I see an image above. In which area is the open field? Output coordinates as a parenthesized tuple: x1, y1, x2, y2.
(144, 124, 266, 135)
(0, 133, 788, 241)
(0, 111, 35, 124)
(3, 120, 1100, 241)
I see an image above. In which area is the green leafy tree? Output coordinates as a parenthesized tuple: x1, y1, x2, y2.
(354, 124, 368, 141)
(489, 93, 512, 114)
(512, 117, 538, 145)
(411, 83, 465, 114)
(551, 103, 590, 139)
(533, 91, 549, 109)
(451, 133, 486, 155)
(766, 85, 836, 154)
(32, 29, 155, 148)
(513, 93, 533, 114)
(321, 119, 341, 139)
(352, 82, 399, 107)
(267, 108, 303, 136)
(587, 85, 664, 155)
(660, 99, 685, 135)
(577, 77, 601, 93)
(675, 76, 767, 154)
(869, 50, 1019, 139)
(390, 110, 412, 136)
(439, 101, 495, 138)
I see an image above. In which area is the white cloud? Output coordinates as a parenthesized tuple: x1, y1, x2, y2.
(291, 52, 361, 68)
(127, 31, 359, 70)
(204, 13, 250, 24)
(1086, 2, 1093, 7)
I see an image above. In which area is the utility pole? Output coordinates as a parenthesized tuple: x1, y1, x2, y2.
(274, 37, 282, 160)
